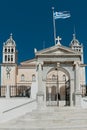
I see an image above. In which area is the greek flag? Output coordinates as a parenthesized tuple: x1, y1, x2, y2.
(54, 11, 71, 19)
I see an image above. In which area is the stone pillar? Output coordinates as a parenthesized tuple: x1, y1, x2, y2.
(70, 79, 74, 106)
(42, 79, 46, 107)
(74, 62, 82, 107)
(6, 85, 10, 99)
(31, 81, 38, 99)
(37, 62, 44, 109)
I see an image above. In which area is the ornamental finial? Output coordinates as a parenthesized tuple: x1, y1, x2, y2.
(10, 33, 13, 40)
(73, 26, 76, 40)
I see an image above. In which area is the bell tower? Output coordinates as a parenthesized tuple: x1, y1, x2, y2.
(1, 34, 18, 86)
(3, 33, 17, 64)
(70, 33, 85, 93)
(70, 33, 83, 62)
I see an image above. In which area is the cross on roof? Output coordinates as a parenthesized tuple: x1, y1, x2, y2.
(55, 36, 62, 46)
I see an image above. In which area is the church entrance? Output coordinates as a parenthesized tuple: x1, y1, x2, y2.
(46, 68, 70, 106)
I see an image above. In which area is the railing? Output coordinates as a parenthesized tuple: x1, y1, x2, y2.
(0, 86, 6, 97)
(0, 86, 31, 98)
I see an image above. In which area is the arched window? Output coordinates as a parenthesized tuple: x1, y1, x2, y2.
(21, 74, 25, 81)
(8, 48, 10, 53)
(32, 74, 36, 81)
(52, 75, 56, 80)
(8, 55, 10, 61)
(11, 48, 14, 53)
(11, 55, 13, 61)
(5, 55, 7, 61)
(5, 48, 7, 52)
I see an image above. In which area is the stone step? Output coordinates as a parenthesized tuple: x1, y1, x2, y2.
(0, 126, 87, 130)
(29, 111, 87, 116)
(1, 116, 87, 128)
(0, 107, 87, 130)
(0, 125, 87, 130)
(22, 114, 87, 121)
(21, 116, 87, 121)
(10, 120, 86, 127)
(39, 108, 87, 112)
(33, 108, 87, 114)
(25, 110, 87, 119)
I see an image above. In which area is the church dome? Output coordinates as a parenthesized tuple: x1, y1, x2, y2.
(70, 34, 80, 47)
(4, 33, 16, 46)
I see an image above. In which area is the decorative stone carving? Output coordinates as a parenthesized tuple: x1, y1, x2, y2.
(36, 62, 43, 71)
(6, 66, 11, 79)
(57, 62, 60, 67)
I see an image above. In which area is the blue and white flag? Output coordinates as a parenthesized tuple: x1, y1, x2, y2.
(54, 11, 71, 19)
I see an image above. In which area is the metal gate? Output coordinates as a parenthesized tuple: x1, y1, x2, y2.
(46, 86, 59, 106)
(0, 86, 31, 97)
(65, 80, 70, 106)
(46, 78, 70, 106)
(0, 86, 6, 97)
(46, 76, 64, 106)
(10, 86, 31, 97)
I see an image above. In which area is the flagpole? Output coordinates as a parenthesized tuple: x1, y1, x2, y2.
(52, 7, 56, 45)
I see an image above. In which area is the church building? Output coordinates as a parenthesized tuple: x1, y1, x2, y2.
(1, 33, 86, 107)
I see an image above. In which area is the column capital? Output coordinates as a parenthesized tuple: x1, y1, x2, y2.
(74, 61, 81, 70)
(74, 61, 81, 66)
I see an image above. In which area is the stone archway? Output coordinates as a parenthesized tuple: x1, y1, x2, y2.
(46, 67, 70, 106)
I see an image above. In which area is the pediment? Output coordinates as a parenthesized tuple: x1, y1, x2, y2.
(35, 45, 79, 56)
(20, 59, 36, 66)
(45, 48, 72, 54)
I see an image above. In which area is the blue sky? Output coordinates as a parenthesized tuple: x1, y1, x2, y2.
(0, 0, 87, 81)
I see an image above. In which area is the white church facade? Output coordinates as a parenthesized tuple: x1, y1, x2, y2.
(0, 34, 86, 107)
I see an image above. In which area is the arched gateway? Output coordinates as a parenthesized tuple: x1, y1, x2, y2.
(46, 68, 70, 106)
(36, 35, 86, 108)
